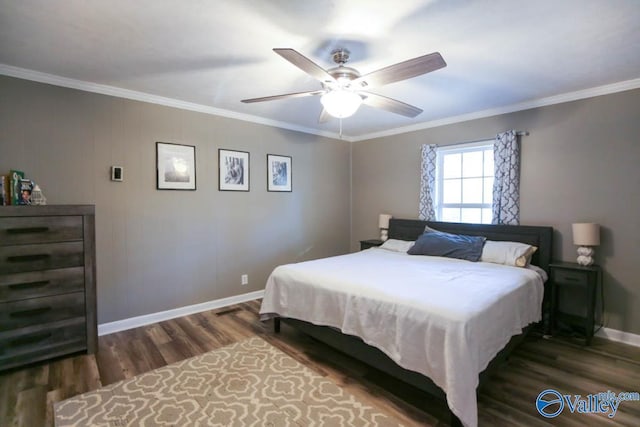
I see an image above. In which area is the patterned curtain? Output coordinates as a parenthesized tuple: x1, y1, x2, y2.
(492, 130, 520, 225)
(418, 144, 437, 220)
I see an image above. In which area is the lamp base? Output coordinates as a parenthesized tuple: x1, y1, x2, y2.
(380, 229, 388, 242)
(576, 246, 595, 266)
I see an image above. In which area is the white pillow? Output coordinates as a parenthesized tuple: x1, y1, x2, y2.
(379, 239, 415, 253)
(480, 240, 537, 267)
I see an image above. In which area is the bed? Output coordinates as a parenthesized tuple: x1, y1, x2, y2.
(260, 219, 553, 427)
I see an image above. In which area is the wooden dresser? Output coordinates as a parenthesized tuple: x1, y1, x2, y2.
(0, 205, 96, 371)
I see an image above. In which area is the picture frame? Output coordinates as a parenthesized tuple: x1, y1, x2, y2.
(219, 149, 250, 191)
(267, 154, 292, 192)
(156, 142, 196, 190)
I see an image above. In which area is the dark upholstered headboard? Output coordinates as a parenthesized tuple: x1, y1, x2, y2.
(388, 219, 553, 274)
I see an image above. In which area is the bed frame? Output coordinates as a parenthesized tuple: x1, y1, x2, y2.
(273, 219, 553, 426)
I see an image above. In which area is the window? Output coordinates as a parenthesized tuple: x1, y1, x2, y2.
(435, 141, 494, 224)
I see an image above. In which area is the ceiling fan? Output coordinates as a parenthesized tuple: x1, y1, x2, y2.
(241, 48, 447, 122)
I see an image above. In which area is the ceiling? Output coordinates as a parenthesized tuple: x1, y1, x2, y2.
(1, 0, 640, 141)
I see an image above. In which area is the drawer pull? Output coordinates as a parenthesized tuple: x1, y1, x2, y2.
(563, 276, 581, 282)
(10, 307, 52, 317)
(6, 254, 51, 263)
(8, 281, 50, 290)
(9, 332, 53, 347)
(6, 227, 50, 234)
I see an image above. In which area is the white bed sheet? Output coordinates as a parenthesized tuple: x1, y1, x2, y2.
(259, 248, 545, 427)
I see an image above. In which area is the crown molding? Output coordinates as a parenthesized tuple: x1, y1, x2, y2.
(2, 63, 638, 144)
(0, 64, 346, 141)
(352, 77, 640, 142)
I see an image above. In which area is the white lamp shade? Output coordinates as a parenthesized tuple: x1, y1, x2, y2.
(572, 223, 600, 246)
(320, 90, 362, 118)
(378, 214, 392, 229)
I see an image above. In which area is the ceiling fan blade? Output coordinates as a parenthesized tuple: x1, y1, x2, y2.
(360, 92, 423, 118)
(353, 52, 446, 89)
(241, 90, 325, 104)
(318, 108, 331, 123)
(273, 48, 336, 84)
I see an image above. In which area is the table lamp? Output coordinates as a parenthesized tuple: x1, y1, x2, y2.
(572, 223, 600, 266)
(379, 214, 392, 242)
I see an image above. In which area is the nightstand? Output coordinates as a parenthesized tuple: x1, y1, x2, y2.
(549, 262, 601, 345)
(360, 239, 383, 250)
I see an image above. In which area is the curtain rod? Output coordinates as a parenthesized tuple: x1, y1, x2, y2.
(436, 131, 529, 148)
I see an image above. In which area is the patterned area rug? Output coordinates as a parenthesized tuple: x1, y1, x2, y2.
(55, 336, 405, 426)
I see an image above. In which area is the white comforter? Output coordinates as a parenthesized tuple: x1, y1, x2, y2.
(259, 248, 545, 427)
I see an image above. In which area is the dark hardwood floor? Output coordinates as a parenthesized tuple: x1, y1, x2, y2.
(1, 299, 639, 426)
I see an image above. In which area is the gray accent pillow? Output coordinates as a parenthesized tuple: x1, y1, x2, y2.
(407, 229, 486, 261)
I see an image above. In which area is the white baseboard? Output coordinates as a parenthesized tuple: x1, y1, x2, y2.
(98, 290, 264, 336)
(98, 292, 640, 348)
(595, 326, 640, 348)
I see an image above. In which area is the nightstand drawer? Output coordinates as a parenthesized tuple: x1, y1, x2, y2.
(0, 216, 83, 246)
(0, 292, 85, 331)
(0, 267, 85, 303)
(0, 241, 84, 274)
(552, 269, 588, 286)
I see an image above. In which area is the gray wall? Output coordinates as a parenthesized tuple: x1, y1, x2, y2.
(0, 76, 351, 324)
(2, 75, 639, 336)
(352, 88, 640, 335)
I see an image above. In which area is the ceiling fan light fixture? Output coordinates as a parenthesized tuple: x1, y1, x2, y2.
(243, 48, 446, 122)
(320, 89, 362, 118)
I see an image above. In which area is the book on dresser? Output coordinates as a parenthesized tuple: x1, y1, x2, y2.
(0, 205, 96, 371)
(0, 176, 8, 206)
(9, 170, 25, 206)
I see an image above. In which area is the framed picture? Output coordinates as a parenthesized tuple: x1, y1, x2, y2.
(219, 149, 250, 191)
(156, 142, 196, 190)
(267, 154, 292, 192)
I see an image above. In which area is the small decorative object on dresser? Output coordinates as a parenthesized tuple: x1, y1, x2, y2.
(378, 214, 392, 242)
(549, 261, 601, 345)
(572, 222, 600, 266)
(0, 205, 97, 370)
(30, 184, 47, 205)
(360, 239, 383, 251)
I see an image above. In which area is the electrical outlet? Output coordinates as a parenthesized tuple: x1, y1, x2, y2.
(241, 274, 248, 285)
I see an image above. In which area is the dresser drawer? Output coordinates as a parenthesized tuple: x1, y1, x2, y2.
(0, 241, 84, 274)
(0, 216, 83, 246)
(0, 292, 85, 331)
(0, 267, 85, 303)
(552, 269, 588, 286)
(0, 318, 86, 370)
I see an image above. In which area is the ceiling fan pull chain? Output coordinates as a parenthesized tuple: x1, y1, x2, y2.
(339, 118, 343, 139)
